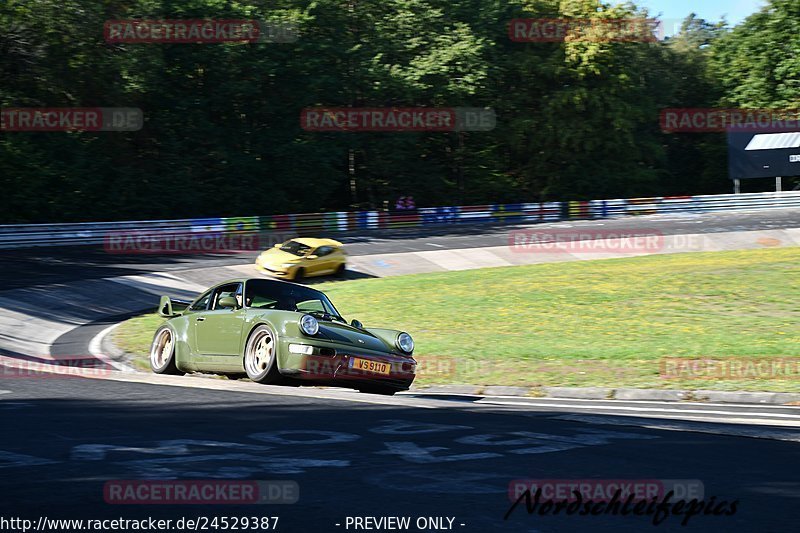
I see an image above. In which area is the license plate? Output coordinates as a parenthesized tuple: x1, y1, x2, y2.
(350, 357, 391, 375)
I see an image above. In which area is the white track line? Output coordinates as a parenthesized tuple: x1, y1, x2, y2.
(418, 392, 800, 410)
(476, 399, 800, 420)
(88, 323, 136, 373)
(554, 414, 800, 441)
(0, 357, 441, 409)
(99, 372, 443, 409)
(2, 354, 799, 434)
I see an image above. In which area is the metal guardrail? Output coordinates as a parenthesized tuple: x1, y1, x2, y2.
(1, 191, 799, 249)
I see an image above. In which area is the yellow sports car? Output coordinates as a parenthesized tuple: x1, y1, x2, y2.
(255, 238, 346, 281)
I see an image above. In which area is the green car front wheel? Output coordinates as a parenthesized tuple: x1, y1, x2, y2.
(150, 325, 184, 375)
(244, 325, 282, 384)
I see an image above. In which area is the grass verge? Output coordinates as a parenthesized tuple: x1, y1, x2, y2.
(113, 247, 800, 392)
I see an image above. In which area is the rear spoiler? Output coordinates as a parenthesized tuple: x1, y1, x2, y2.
(159, 296, 192, 318)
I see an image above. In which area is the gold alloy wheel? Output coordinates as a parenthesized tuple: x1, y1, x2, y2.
(245, 328, 274, 378)
(150, 328, 173, 370)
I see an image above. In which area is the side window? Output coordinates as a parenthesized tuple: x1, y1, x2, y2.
(296, 299, 325, 313)
(249, 295, 277, 309)
(189, 290, 212, 311)
(316, 246, 332, 257)
(244, 281, 275, 309)
(211, 283, 243, 310)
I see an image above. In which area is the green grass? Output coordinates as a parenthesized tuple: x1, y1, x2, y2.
(113, 315, 162, 372)
(113, 247, 800, 392)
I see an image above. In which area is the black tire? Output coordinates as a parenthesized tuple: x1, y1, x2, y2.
(335, 263, 346, 277)
(293, 267, 305, 281)
(243, 325, 283, 384)
(357, 386, 397, 396)
(150, 325, 184, 375)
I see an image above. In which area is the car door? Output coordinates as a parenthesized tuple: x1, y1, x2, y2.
(299, 247, 322, 275)
(329, 246, 345, 270)
(193, 282, 246, 361)
(309, 246, 335, 274)
(182, 289, 213, 367)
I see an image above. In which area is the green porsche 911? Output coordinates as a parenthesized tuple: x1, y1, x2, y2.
(150, 278, 416, 395)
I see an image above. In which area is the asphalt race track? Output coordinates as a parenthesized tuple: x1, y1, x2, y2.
(1, 209, 800, 532)
(1, 375, 798, 532)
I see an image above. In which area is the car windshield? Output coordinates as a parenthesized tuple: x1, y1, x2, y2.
(279, 240, 313, 256)
(245, 279, 342, 318)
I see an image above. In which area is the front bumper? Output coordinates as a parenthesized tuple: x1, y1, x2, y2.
(255, 262, 293, 277)
(280, 344, 416, 390)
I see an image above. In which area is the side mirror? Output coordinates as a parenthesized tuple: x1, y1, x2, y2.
(159, 295, 175, 317)
(306, 254, 318, 260)
(158, 295, 190, 317)
(273, 243, 282, 248)
(218, 296, 238, 309)
(350, 319, 363, 329)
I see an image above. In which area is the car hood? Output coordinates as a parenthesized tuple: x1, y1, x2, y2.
(317, 321, 392, 353)
(259, 248, 302, 265)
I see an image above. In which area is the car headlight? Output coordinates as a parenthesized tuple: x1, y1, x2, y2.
(396, 332, 414, 353)
(299, 314, 319, 336)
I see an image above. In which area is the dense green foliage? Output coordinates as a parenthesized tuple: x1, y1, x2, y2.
(1, 0, 797, 222)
